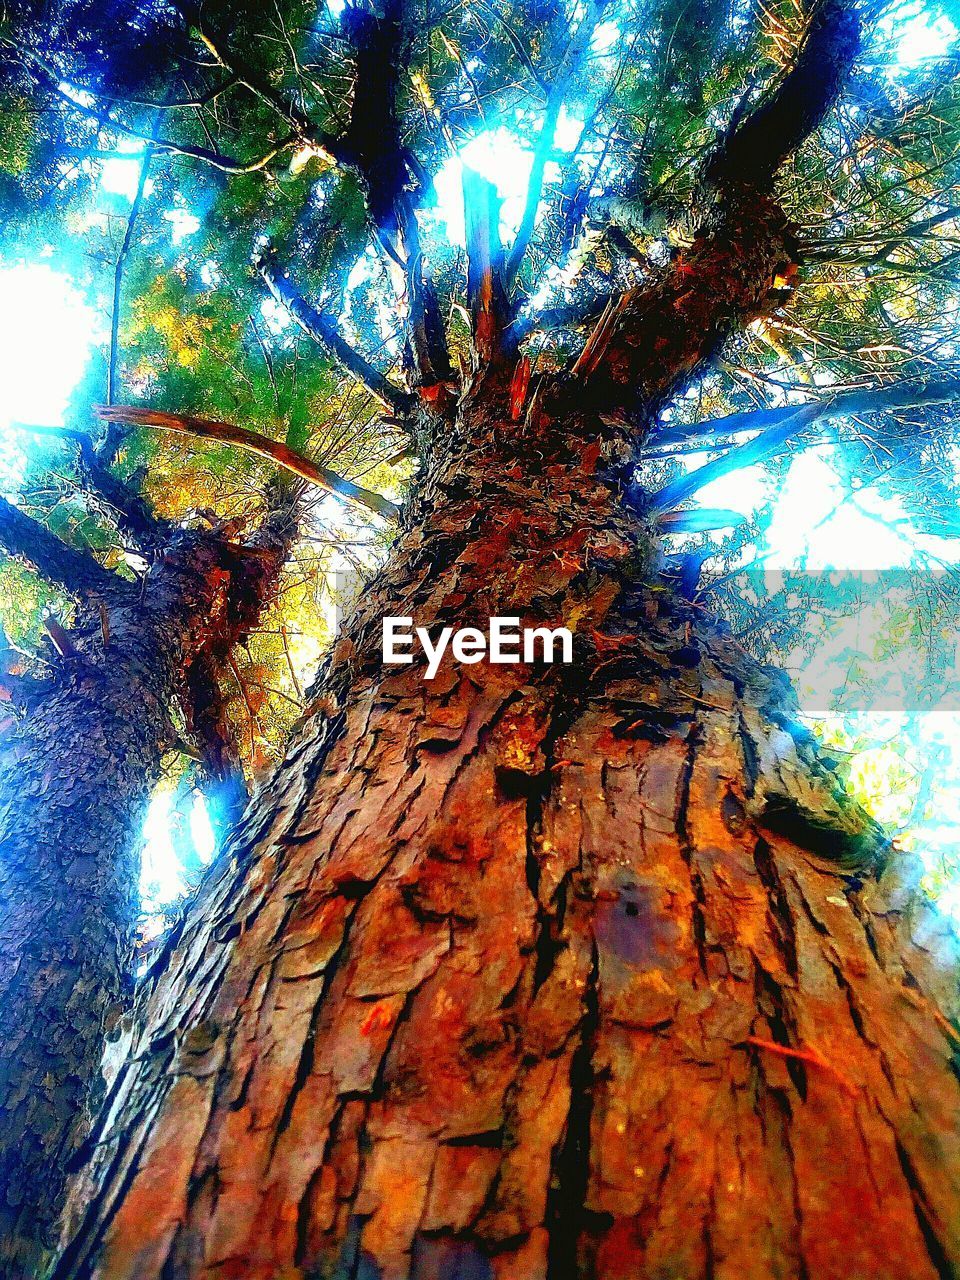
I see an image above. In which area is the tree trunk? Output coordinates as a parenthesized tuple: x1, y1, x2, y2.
(0, 611, 171, 1276)
(54, 393, 960, 1280)
(0, 507, 296, 1275)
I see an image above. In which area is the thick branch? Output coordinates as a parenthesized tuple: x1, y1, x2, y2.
(95, 407, 400, 521)
(76, 446, 171, 550)
(11, 423, 170, 550)
(644, 373, 959, 511)
(569, 0, 860, 419)
(647, 402, 822, 512)
(463, 168, 512, 367)
(340, 1, 454, 388)
(0, 496, 121, 597)
(654, 378, 960, 447)
(707, 0, 861, 186)
(254, 249, 413, 419)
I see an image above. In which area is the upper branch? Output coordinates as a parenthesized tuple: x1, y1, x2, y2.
(179, 1, 455, 388)
(10, 423, 169, 551)
(567, 0, 861, 422)
(9, 44, 298, 174)
(505, 0, 605, 286)
(463, 169, 512, 368)
(173, 2, 347, 165)
(339, 0, 454, 390)
(255, 247, 413, 422)
(0, 497, 122, 598)
(646, 378, 960, 511)
(706, 0, 861, 186)
(653, 379, 960, 447)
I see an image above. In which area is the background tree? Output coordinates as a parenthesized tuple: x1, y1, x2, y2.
(1, 0, 960, 1274)
(0, 10, 405, 1264)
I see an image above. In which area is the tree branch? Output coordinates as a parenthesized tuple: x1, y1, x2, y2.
(647, 402, 823, 512)
(706, 0, 861, 186)
(254, 247, 412, 420)
(654, 378, 960, 447)
(474, 0, 550, 93)
(645, 378, 960, 512)
(164, 0, 453, 388)
(569, 0, 861, 420)
(463, 168, 512, 367)
(340, 0, 454, 389)
(9, 44, 298, 174)
(11, 422, 170, 550)
(0, 496, 121, 597)
(505, 0, 605, 285)
(76, 446, 171, 549)
(95, 406, 400, 521)
(174, 3, 347, 165)
(106, 109, 162, 414)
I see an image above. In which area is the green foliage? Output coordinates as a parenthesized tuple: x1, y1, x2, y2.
(0, 560, 64, 649)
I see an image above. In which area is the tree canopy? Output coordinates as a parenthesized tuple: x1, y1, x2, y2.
(1, 0, 960, 912)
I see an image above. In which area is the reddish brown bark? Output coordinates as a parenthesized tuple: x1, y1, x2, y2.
(53, 391, 960, 1280)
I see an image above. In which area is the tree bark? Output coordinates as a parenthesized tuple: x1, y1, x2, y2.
(53, 388, 960, 1280)
(0, 588, 173, 1277)
(0, 503, 297, 1276)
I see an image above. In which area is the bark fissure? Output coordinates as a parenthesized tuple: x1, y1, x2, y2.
(752, 837, 800, 981)
(893, 1135, 956, 1280)
(676, 736, 710, 977)
(544, 943, 600, 1280)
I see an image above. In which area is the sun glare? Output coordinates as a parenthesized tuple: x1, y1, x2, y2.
(878, 0, 960, 69)
(98, 139, 153, 202)
(141, 788, 217, 917)
(431, 114, 583, 246)
(0, 263, 98, 487)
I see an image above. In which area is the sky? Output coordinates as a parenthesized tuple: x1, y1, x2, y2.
(0, 263, 100, 491)
(0, 0, 958, 918)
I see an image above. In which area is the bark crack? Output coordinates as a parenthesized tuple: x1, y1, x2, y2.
(676, 737, 709, 976)
(892, 1131, 955, 1280)
(544, 941, 599, 1280)
(752, 837, 800, 981)
(266, 899, 364, 1165)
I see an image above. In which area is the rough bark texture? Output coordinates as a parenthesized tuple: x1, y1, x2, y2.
(0, 501, 297, 1276)
(36, 0, 959, 1272)
(53, 387, 960, 1280)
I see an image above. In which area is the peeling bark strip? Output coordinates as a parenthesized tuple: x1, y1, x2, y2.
(54, 387, 960, 1280)
(95, 406, 400, 521)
